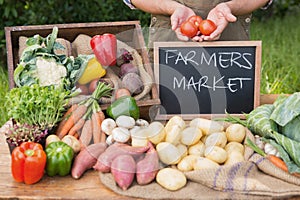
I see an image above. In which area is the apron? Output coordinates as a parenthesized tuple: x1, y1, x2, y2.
(148, 0, 252, 60)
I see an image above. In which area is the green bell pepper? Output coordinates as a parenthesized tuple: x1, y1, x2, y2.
(106, 96, 140, 120)
(45, 141, 74, 177)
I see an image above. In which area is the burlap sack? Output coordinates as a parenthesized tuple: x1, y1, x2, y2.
(98, 124, 299, 199)
(100, 160, 300, 200)
(249, 153, 300, 186)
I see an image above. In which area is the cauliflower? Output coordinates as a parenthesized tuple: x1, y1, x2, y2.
(35, 57, 67, 87)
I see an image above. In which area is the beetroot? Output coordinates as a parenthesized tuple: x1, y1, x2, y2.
(121, 72, 144, 95)
(136, 142, 159, 185)
(111, 154, 136, 190)
(119, 63, 139, 77)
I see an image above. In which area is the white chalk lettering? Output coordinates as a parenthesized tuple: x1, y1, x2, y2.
(201, 52, 217, 67)
(227, 77, 252, 92)
(173, 76, 251, 93)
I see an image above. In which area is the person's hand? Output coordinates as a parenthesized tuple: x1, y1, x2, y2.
(200, 2, 237, 41)
(170, 6, 196, 41)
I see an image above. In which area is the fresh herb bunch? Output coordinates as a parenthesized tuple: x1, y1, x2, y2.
(5, 84, 69, 131)
(5, 122, 48, 147)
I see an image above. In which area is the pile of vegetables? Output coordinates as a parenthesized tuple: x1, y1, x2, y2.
(14, 27, 89, 92)
(55, 82, 112, 147)
(226, 92, 300, 174)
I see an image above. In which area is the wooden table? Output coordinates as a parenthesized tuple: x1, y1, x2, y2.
(0, 94, 289, 199)
(0, 129, 141, 199)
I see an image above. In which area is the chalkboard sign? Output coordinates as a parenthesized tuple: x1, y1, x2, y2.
(153, 41, 261, 120)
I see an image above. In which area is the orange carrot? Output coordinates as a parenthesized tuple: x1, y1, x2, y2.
(267, 154, 288, 172)
(100, 131, 107, 143)
(56, 104, 79, 135)
(98, 110, 105, 121)
(58, 104, 88, 139)
(68, 118, 85, 136)
(79, 119, 93, 147)
(92, 112, 102, 143)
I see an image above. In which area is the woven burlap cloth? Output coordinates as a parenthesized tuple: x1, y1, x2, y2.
(99, 126, 300, 199)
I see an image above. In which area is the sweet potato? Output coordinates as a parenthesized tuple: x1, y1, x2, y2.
(136, 142, 159, 185)
(93, 142, 149, 173)
(111, 154, 136, 190)
(71, 142, 107, 179)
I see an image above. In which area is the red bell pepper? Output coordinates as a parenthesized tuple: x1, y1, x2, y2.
(11, 141, 46, 184)
(90, 33, 117, 67)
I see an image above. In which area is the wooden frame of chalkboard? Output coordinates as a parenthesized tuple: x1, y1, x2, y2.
(153, 41, 261, 120)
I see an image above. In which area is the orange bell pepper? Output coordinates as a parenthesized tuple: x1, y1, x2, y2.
(11, 142, 46, 184)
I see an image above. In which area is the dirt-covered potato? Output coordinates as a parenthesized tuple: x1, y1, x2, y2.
(224, 151, 245, 166)
(224, 141, 245, 155)
(204, 146, 228, 164)
(156, 142, 181, 165)
(225, 123, 246, 143)
(177, 155, 199, 172)
(189, 118, 224, 135)
(193, 157, 219, 170)
(188, 141, 205, 157)
(205, 132, 227, 148)
(156, 168, 187, 191)
(180, 126, 202, 146)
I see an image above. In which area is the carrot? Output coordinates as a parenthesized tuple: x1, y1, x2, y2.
(100, 131, 107, 143)
(68, 118, 85, 136)
(58, 104, 88, 139)
(79, 119, 93, 147)
(56, 104, 79, 135)
(92, 112, 102, 144)
(266, 154, 288, 172)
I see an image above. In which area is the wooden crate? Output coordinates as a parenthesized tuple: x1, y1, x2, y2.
(5, 21, 160, 119)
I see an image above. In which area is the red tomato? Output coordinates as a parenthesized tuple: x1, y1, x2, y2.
(199, 19, 217, 36)
(188, 15, 203, 27)
(180, 21, 198, 38)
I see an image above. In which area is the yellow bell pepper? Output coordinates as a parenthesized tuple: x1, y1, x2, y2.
(78, 57, 106, 84)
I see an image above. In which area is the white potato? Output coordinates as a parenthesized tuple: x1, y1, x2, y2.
(201, 135, 208, 144)
(147, 121, 166, 144)
(225, 142, 245, 155)
(205, 146, 228, 164)
(46, 134, 60, 147)
(156, 142, 181, 165)
(180, 126, 202, 146)
(177, 144, 188, 159)
(165, 116, 186, 132)
(224, 151, 245, 166)
(131, 127, 149, 147)
(225, 123, 246, 143)
(189, 118, 224, 135)
(165, 124, 182, 145)
(188, 141, 205, 157)
(193, 157, 219, 170)
(205, 132, 227, 148)
(177, 155, 199, 172)
(156, 168, 187, 191)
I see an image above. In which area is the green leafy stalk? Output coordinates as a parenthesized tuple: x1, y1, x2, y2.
(5, 84, 69, 131)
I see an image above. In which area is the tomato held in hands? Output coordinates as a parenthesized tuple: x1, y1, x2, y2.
(199, 19, 217, 36)
(188, 15, 203, 27)
(180, 21, 198, 38)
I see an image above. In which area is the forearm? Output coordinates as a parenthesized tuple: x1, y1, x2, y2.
(131, 0, 184, 15)
(225, 0, 270, 15)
